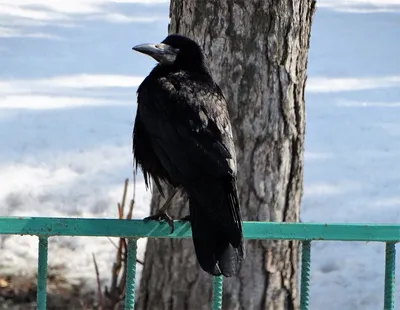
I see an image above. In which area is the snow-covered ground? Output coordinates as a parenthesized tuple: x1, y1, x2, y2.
(0, 0, 399, 308)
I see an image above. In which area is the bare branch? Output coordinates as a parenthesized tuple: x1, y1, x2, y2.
(92, 253, 104, 310)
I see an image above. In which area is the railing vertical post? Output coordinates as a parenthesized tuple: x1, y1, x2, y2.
(300, 240, 311, 310)
(384, 242, 396, 310)
(125, 238, 138, 310)
(212, 275, 223, 310)
(37, 236, 49, 310)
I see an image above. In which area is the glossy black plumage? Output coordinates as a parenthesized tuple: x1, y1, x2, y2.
(132, 34, 244, 277)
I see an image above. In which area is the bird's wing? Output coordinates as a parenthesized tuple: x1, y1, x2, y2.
(138, 72, 241, 228)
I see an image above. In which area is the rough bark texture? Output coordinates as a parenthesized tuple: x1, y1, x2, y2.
(137, 1, 316, 309)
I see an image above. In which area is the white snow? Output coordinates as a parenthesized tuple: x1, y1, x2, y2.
(307, 75, 400, 93)
(303, 1, 400, 308)
(0, 0, 399, 308)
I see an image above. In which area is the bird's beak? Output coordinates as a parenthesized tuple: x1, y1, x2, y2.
(132, 43, 178, 64)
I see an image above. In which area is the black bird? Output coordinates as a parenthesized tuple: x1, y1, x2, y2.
(132, 34, 244, 277)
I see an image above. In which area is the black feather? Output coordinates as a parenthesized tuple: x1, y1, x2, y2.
(132, 34, 244, 276)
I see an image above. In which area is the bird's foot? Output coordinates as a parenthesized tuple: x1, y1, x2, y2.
(179, 215, 191, 221)
(144, 212, 175, 234)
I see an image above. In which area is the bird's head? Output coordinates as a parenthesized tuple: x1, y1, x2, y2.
(132, 34, 206, 71)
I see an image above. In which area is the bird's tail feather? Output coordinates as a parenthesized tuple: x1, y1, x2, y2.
(188, 180, 244, 277)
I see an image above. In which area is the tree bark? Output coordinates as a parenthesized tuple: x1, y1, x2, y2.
(137, 1, 316, 309)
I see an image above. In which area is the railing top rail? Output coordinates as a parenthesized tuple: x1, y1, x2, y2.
(0, 217, 399, 242)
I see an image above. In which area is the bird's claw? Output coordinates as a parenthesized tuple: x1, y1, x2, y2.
(144, 212, 175, 234)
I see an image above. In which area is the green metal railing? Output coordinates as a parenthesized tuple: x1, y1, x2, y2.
(0, 217, 398, 310)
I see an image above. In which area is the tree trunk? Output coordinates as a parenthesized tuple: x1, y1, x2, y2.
(137, 0, 316, 309)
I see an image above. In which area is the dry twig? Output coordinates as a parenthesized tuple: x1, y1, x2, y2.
(92, 253, 104, 310)
(92, 178, 141, 309)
